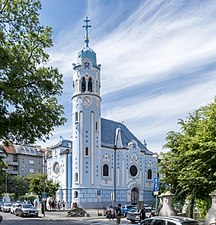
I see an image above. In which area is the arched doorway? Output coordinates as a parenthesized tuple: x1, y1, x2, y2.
(131, 187, 139, 204)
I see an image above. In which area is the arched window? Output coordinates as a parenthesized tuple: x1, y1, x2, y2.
(85, 147, 88, 156)
(103, 164, 109, 176)
(147, 169, 152, 179)
(75, 112, 78, 122)
(88, 77, 92, 92)
(81, 77, 86, 92)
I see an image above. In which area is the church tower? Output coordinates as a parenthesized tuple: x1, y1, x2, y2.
(71, 17, 102, 207)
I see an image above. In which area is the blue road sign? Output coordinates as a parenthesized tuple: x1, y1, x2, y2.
(42, 192, 47, 199)
(154, 177, 159, 192)
(154, 177, 158, 184)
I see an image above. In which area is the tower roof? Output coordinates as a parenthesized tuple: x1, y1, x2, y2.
(76, 17, 97, 66)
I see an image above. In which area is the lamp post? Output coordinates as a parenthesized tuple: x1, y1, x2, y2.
(2, 168, 8, 194)
(113, 129, 117, 205)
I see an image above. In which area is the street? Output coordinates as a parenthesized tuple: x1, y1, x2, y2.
(0, 211, 133, 225)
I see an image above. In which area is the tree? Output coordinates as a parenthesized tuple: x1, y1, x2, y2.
(159, 97, 216, 217)
(28, 173, 59, 198)
(0, 0, 66, 145)
(7, 175, 29, 199)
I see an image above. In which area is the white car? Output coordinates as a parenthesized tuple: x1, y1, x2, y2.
(2, 203, 12, 213)
(10, 203, 19, 214)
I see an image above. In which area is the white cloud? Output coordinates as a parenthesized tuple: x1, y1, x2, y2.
(37, 0, 216, 152)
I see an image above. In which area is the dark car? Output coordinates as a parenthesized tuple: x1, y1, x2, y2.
(139, 216, 199, 225)
(14, 204, 38, 217)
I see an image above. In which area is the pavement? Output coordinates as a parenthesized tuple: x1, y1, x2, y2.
(39, 209, 128, 222)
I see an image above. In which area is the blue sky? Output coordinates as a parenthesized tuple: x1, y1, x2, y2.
(37, 0, 216, 153)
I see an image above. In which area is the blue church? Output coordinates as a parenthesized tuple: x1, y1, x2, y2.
(47, 17, 158, 209)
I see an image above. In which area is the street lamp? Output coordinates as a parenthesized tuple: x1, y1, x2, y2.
(113, 129, 118, 205)
(2, 168, 8, 194)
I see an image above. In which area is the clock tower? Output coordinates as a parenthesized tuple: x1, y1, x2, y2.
(71, 17, 102, 207)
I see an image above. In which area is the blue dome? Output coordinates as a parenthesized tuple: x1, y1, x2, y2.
(78, 47, 97, 66)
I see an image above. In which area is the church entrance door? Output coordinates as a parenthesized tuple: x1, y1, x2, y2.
(131, 187, 139, 204)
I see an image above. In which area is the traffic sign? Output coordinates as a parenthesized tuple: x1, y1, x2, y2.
(154, 177, 159, 193)
(42, 192, 47, 201)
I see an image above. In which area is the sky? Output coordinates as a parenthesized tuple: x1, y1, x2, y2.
(37, 0, 216, 153)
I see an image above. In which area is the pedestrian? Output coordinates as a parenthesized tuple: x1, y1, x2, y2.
(106, 207, 112, 220)
(62, 200, 66, 210)
(140, 208, 146, 221)
(57, 200, 61, 210)
(110, 206, 115, 221)
(116, 203, 121, 225)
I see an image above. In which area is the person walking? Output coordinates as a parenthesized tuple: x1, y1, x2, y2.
(140, 208, 146, 221)
(116, 203, 122, 225)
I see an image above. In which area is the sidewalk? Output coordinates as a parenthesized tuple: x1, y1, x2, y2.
(39, 209, 128, 222)
(40, 209, 106, 220)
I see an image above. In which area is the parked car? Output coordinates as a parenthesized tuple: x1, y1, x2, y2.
(121, 204, 137, 217)
(145, 206, 153, 218)
(126, 207, 141, 223)
(2, 203, 12, 213)
(0, 203, 3, 212)
(139, 216, 199, 225)
(10, 203, 19, 214)
(14, 204, 38, 217)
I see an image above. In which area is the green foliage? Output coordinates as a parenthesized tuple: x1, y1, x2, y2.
(159, 97, 216, 209)
(196, 198, 211, 219)
(8, 175, 29, 198)
(0, 0, 66, 144)
(28, 173, 59, 198)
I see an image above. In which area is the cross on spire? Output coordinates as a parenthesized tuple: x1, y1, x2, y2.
(82, 17, 91, 47)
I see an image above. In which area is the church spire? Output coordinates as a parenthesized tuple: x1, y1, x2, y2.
(82, 17, 91, 47)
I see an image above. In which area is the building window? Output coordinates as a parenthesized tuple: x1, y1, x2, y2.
(96, 122, 98, 131)
(29, 159, 34, 165)
(147, 169, 152, 179)
(85, 147, 88, 156)
(103, 164, 109, 176)
(130, 165, 138, 177)
(75, 112, 78, 122)
(81, 77, 86, 92)
(74, 191, 78, 198)
(13, 155, 17, 162)
(88, 77, 92, 92)
(29, 168, 34, 173)
(75, 172, 78, 182)
(53, 162, 60, 174)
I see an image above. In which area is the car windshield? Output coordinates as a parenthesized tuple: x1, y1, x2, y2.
(4, 203, 12, 206)
(129, 208, 139, 212)
(183, 222, 199, 225)
(22, 204, 34, 208)
(145, 208, 152, 213)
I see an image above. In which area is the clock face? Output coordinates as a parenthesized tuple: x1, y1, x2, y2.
(82, 96, 92, 108)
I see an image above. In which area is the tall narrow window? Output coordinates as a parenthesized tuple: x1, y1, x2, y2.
(74, 191, 78, 198)
(103, 164, 109, 176)
(75, 172, 78, 182)
(75, 112, 78, 122)
(88, 77, 92, 92)
(81, 77, 86, 92)
(96, 122, 98, 131)
(147, 169, 152, 179)
(85, 147, 88, 156)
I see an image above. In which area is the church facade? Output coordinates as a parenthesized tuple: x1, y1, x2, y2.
(47, 18, 159, 209)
